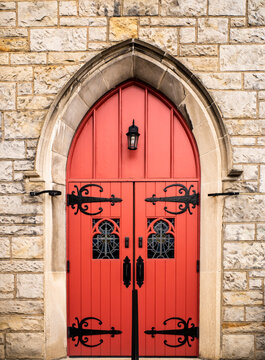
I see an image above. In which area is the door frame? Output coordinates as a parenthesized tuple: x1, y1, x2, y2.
(31, 40, 240, 360)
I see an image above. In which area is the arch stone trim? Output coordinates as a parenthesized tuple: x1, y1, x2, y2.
(35, 39, 231, 360)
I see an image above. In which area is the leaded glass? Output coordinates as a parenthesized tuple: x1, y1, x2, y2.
(92, 218, 120, 259)
(147, 218, 175, 259)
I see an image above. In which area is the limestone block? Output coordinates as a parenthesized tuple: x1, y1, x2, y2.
(0, 315, 43, 331)
(0, 239, 10, 258)
(79, 0, 120, 16)
(225, 119, 265, 136)
(179, 27, 195, 43)
(248, 0, 265, 25)
(212, 91, 256, 118)
(18, 1, 58, 27)
(59, 16, 90, 26)
(223, 242, 265, 269)
(14, 173, 24, 181)
(0, 274, 14, 292)
(17, 274, 43, 298)
(246, 306, 265, 321)
(234, 148, 265, 163)
(34, 65, 79, 94)
(89, 27, 107, 41)
(0, 11, 15, 26)
(0, 28, 28, 38)
(161, 0, 207, 16)
(231, 28, 265, 43)
(256, 335, 265, 350)
(48, 51, 98, 64)
(260, 102, 265, 118)
(52, 121, 74, 157)
(0, 300, 43, 314)
(224, 291, 263, 305)
(180, 57, 218, 71)
(223, 272, 247, 290)
(0, 141, 25, 159)
(231, 137, 256, 146)
(257, 351, 265, 360)
(17, 95, 54, 110)
(231, 17, 246, 27)
(241, 164, 259, 180)
(223, 322, 265, 334)
(0, 215, 42, 225)
(209, 0, 245, 15)
(260, 166, 265, 193)
(0, 38, 28, 52)
(249, 270, 265, 277)
(249, 278, 263, 289)
(0, 183, 24, 194)
(0, 83, 16, 111)
(110, 17, 138, 41)
(198, 18, 228, 43)
(31, 29, 87, 51)
(124, 0, 158, 15)
(6, 333, 44, 358)
(257, 223, 265, 240)
(0, 53, 8, 64)
(0, 66, 32, 81)
(223, 307, 244, 321)
(257, 136, 265, 145)
(180, 44, 218, 56)
(0, 2, 15, 10)
(17, 82, 32, 95)
(223, 223, 255, 241)
(220, 45, 265, 71)
(0, 260, 43, 273)
(245, 73, 265, 90)
(0, 224, 43, 236)
(150, 17, 196, 26)
(11, 52, 46, 65)
(222, 334, 254, 359)
(0, 161, 12, 181)
(4, 111, 45, 139)
(196, 73, 241, 90)
(89, 17, 107, 26)
(59, 1, 77, 16)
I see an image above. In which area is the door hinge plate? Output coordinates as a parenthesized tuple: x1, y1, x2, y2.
(196, 260, 200, 273)
(67, 260, 70, 273)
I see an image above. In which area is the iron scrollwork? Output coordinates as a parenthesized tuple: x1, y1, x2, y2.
(68, 317, 122, 348)
(145, 317, 199, 348)
(145, 183, 199, 215)
(67, 184, 122, 216)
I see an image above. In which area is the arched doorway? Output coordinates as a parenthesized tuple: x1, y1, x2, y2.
(66, 81, 200, 357)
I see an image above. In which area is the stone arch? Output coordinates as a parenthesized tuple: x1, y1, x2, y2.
(34, 39, 238, 360)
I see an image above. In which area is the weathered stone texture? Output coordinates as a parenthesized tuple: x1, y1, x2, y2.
(0, 11, 16, 27)
(110, 17, 138, 41)
(0, 38, 28, 52)
(0, 274, 14, 293)
(209, 0, 246, 15)
(224, 272, 247, 290)
(231, 28, 265, 43)
(246, 306, 265, 321)
(197, 73, 241, 90)
(0, 239, 10, 258)
(31, 29, 87, 51)
(0, 2, 16, 10)
(180, 44, 218, 56)
(17, 95, 54, 110)
(0, 141, 25, 159)
(17, 274, 43, 298)
(0, 161, 12, 181)
(124, 0, 158, 16)
(0, 315, 43, 331)
(224, 242, 265, 269)
(0, 260, 43, 273)
(198, 18, 228, 43)
(248, 0, 265, 25)
(234, 148, 265, 164)
(256, 335, 265, 350)
(212, 91, 256, 118)
(161, 0, 207, 16)
(0, 300, 43, 314)
(10, 52, 46, 65)
(249, 278, 263, 289)
(18, 1, 57, 27)
(222, 334, 254, 359)
(245, 73, 265, 90)
(224, 291, 263, 305)
(89, 27, 107, 41)
(0, 83, 15, 110)
(79, 0, 121, 17)
(4, 111, 46, 139)
(179, 57, 218, 71)
(12, 237, 43, 259)
(59, 1, 77, 16)
(225, 119, 265, 136)
(223, 307, 244, 322)
(220, 45, 265, 71)
(223, 223, 255, 241)
(6, 333, 44, 358)
(257, 224, 265, 240)
(179, 28, 195, 43)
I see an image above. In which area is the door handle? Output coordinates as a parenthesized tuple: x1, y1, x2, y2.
(136, 256, 144, 288)
(123, 256, 131, 288)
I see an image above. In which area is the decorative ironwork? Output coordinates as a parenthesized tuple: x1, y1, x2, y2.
(68, 317, 122, 348)
(145, 183, 199, 215)
(67, 184, 122, 216)
(92, 218, 120, 259)
(208, 192, 239, 197)
(147, 218, 174, 259)
(145, 317, 199, 348)
(123, 256, 131, 288)
(30, 190, 61, 197)
(136, 256, 144, 288)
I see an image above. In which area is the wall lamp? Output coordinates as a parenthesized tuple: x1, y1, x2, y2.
(126, 120, 140, 150)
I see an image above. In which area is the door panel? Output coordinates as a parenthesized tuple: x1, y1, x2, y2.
(67, 182, 133, 356)
(136, 181, 199, 357)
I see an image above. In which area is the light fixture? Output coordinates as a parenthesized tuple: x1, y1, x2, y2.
(126, 120, 140, 150)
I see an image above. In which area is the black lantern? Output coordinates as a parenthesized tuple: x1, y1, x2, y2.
(126, 120, 140, 150)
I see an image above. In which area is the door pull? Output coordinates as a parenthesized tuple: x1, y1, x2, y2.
(138, 237, 143, 248)
(123, 256, 131, 288)
(136, 256, 144, 288)
(125, 237, 129, 248)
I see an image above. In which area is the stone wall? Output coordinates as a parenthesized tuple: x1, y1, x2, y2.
(0, 1, 264, 359)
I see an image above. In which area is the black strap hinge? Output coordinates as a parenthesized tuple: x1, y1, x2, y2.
(67, 260, 70, 273)
(196, 260, 200, 273)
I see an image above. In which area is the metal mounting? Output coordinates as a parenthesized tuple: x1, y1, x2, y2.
(208, 192, 239, 197)
(30, 190, 62, 197)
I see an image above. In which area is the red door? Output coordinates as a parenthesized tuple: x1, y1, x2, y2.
(67, 81, 200, 357)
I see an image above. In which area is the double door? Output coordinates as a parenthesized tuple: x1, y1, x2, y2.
(67, 181, 199, 357)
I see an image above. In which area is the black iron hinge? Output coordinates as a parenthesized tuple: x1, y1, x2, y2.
(67, 260, 70, 273)
(196, 260, 200, 273)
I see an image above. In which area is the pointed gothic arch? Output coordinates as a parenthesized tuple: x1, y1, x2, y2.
(33, 39, 239, 359)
